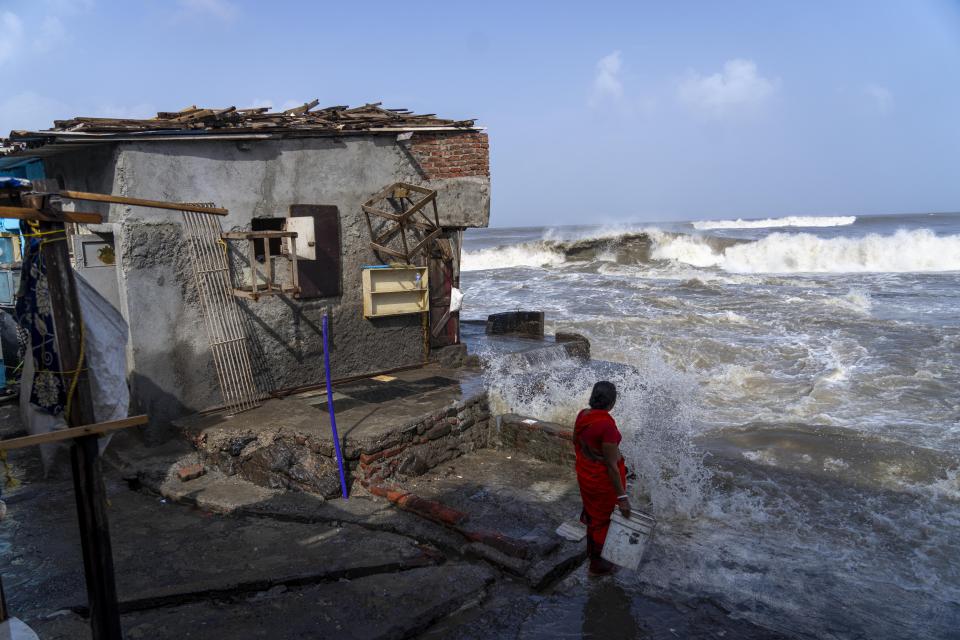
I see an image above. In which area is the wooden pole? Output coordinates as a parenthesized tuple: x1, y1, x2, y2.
(23, 188, 123, 639)
(0, 574, 8, 622)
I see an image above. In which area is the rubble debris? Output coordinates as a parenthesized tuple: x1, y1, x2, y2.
(3, 102, 477, 153)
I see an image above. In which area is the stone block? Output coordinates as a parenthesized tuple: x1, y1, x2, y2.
(426, 423, 452, 440)
(555, 332, 591, 360)
(177, 464, 206, 482)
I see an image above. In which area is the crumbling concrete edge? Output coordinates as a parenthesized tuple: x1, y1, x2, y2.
(366, 482, 586, 590)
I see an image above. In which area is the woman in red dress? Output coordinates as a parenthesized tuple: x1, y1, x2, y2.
(575, 381, 630, 576)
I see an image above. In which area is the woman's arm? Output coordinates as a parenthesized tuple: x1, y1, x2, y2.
(601, 442, 631, 517)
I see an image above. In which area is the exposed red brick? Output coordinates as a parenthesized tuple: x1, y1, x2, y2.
(177, 464, 206, 483)
(462, 529, 530, 559)
(381, 445, 407, 460)
(367, 485, 468, 526)
(359, 450, 386, 465)
(402, 495, 469, 526)
(408, 131, 490, 179)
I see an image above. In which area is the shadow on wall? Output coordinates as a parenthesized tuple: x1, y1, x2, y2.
(129, 372, 193, 445)
(112, 136, 370, 165)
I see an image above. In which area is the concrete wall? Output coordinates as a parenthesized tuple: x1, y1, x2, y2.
(43, 132, 490, 438)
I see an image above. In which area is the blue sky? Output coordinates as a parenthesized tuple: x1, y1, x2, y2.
(1, 0, 958, 226)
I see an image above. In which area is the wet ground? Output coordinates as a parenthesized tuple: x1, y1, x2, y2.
(175, 364, 488, 451)
(0, 392, 789, 639)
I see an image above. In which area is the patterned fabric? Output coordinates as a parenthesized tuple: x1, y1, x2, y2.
(14, 227, 66, 416)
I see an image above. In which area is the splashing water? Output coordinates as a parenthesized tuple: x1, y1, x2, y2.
(481, 345, 711, 519)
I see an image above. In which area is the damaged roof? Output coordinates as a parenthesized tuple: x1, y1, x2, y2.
(2, 100, 478, 156)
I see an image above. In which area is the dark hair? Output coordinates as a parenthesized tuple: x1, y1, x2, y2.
(589, 381, 617, 410)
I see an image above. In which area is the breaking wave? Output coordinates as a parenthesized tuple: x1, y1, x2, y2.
(654, 228, 960, 273)
(481, 346, 711, 518)
(692, 215, 857, 230)
(460, 244, 565, 271)
(462, 227, 960, 274)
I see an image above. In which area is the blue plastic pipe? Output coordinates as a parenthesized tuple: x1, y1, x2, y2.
(322, 314, 349, 499)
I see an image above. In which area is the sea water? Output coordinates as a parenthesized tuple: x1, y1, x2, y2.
(461, 212, 960, 640)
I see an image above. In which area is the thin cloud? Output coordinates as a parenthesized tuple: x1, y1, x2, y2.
(247, 99, 306, 112)
(0, 12, 24, 65)
(589, 51, 624, 107)
(865, 83, 893, 115)
(178, 0, 239, 22)
(0, 91, 68, 134)
(678, 59, 778, 117)
(92, 103, 157, 120)
(34, 16, 67, 53)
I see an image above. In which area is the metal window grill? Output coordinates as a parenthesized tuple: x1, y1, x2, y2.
(181, 206, 261, 413)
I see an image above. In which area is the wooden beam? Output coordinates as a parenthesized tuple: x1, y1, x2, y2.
(57, 191, 228, 216)
(221, 231, 297, 240)
(369, 242, 408, 259)
(35, 194, 124, 639)
(0, 206, 103, 224)
(0, 416, 147, 452)
(0, 574, 7, 623)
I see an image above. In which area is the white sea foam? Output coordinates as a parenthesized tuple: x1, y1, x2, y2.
(653, 228, 960, 273)
(692, 215, 857, 230)
(481, 345, 711, 518)
(461, 244, 565, 271)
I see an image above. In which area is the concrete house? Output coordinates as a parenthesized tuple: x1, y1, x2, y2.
(4, 103, 491, 436)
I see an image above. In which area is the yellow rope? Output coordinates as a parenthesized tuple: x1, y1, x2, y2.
(62, 307, 86, 423)
(20, 229, 66, 239)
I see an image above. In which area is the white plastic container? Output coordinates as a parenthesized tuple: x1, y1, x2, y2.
(601, 509, 656, 571)
(0, 617, 41, 640)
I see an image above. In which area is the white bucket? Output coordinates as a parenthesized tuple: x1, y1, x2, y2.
(0, 617, 41, 640)
(601, 509, 656, 571)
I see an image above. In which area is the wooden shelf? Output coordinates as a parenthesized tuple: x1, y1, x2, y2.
(362, 266, 429, 318)
(370, 284, 428, 294)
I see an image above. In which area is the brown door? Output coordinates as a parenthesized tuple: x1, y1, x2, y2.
(429, 232, 459, 348)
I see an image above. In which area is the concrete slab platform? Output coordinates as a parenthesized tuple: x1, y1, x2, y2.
(374, 448, 588, 588)
(1, 449, 438, 621)
(400, 448, 582, 543)
(30, 564, 496, 640)
(173, 364, 493, 497)
(176, 364, 486, 449)
(420, 572, 790, 640)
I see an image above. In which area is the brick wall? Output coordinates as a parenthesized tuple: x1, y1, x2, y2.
(357, 395, 492, 486)
(497, 414, 575, 467)
(408, 131, 489, 179)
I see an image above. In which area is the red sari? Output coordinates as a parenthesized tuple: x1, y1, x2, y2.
(574, 408, 627, 558)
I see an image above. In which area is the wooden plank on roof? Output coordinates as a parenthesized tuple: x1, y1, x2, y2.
(284, 99, 320, 115)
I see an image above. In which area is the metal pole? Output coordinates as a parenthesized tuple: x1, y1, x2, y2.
(322, 314, 348, 499)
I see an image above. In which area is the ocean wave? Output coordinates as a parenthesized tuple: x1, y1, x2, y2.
(460, 244, 565, 271)
(463, 226, 960, 274)
(655, 228, 960, 273)
(692, 215, 857, 230)
(461, 229, 657, 272)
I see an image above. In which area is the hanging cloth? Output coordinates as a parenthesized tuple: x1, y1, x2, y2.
(14, 227, 66, 416)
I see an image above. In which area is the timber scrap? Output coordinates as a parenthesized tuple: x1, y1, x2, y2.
(3, 101, 477, 153)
